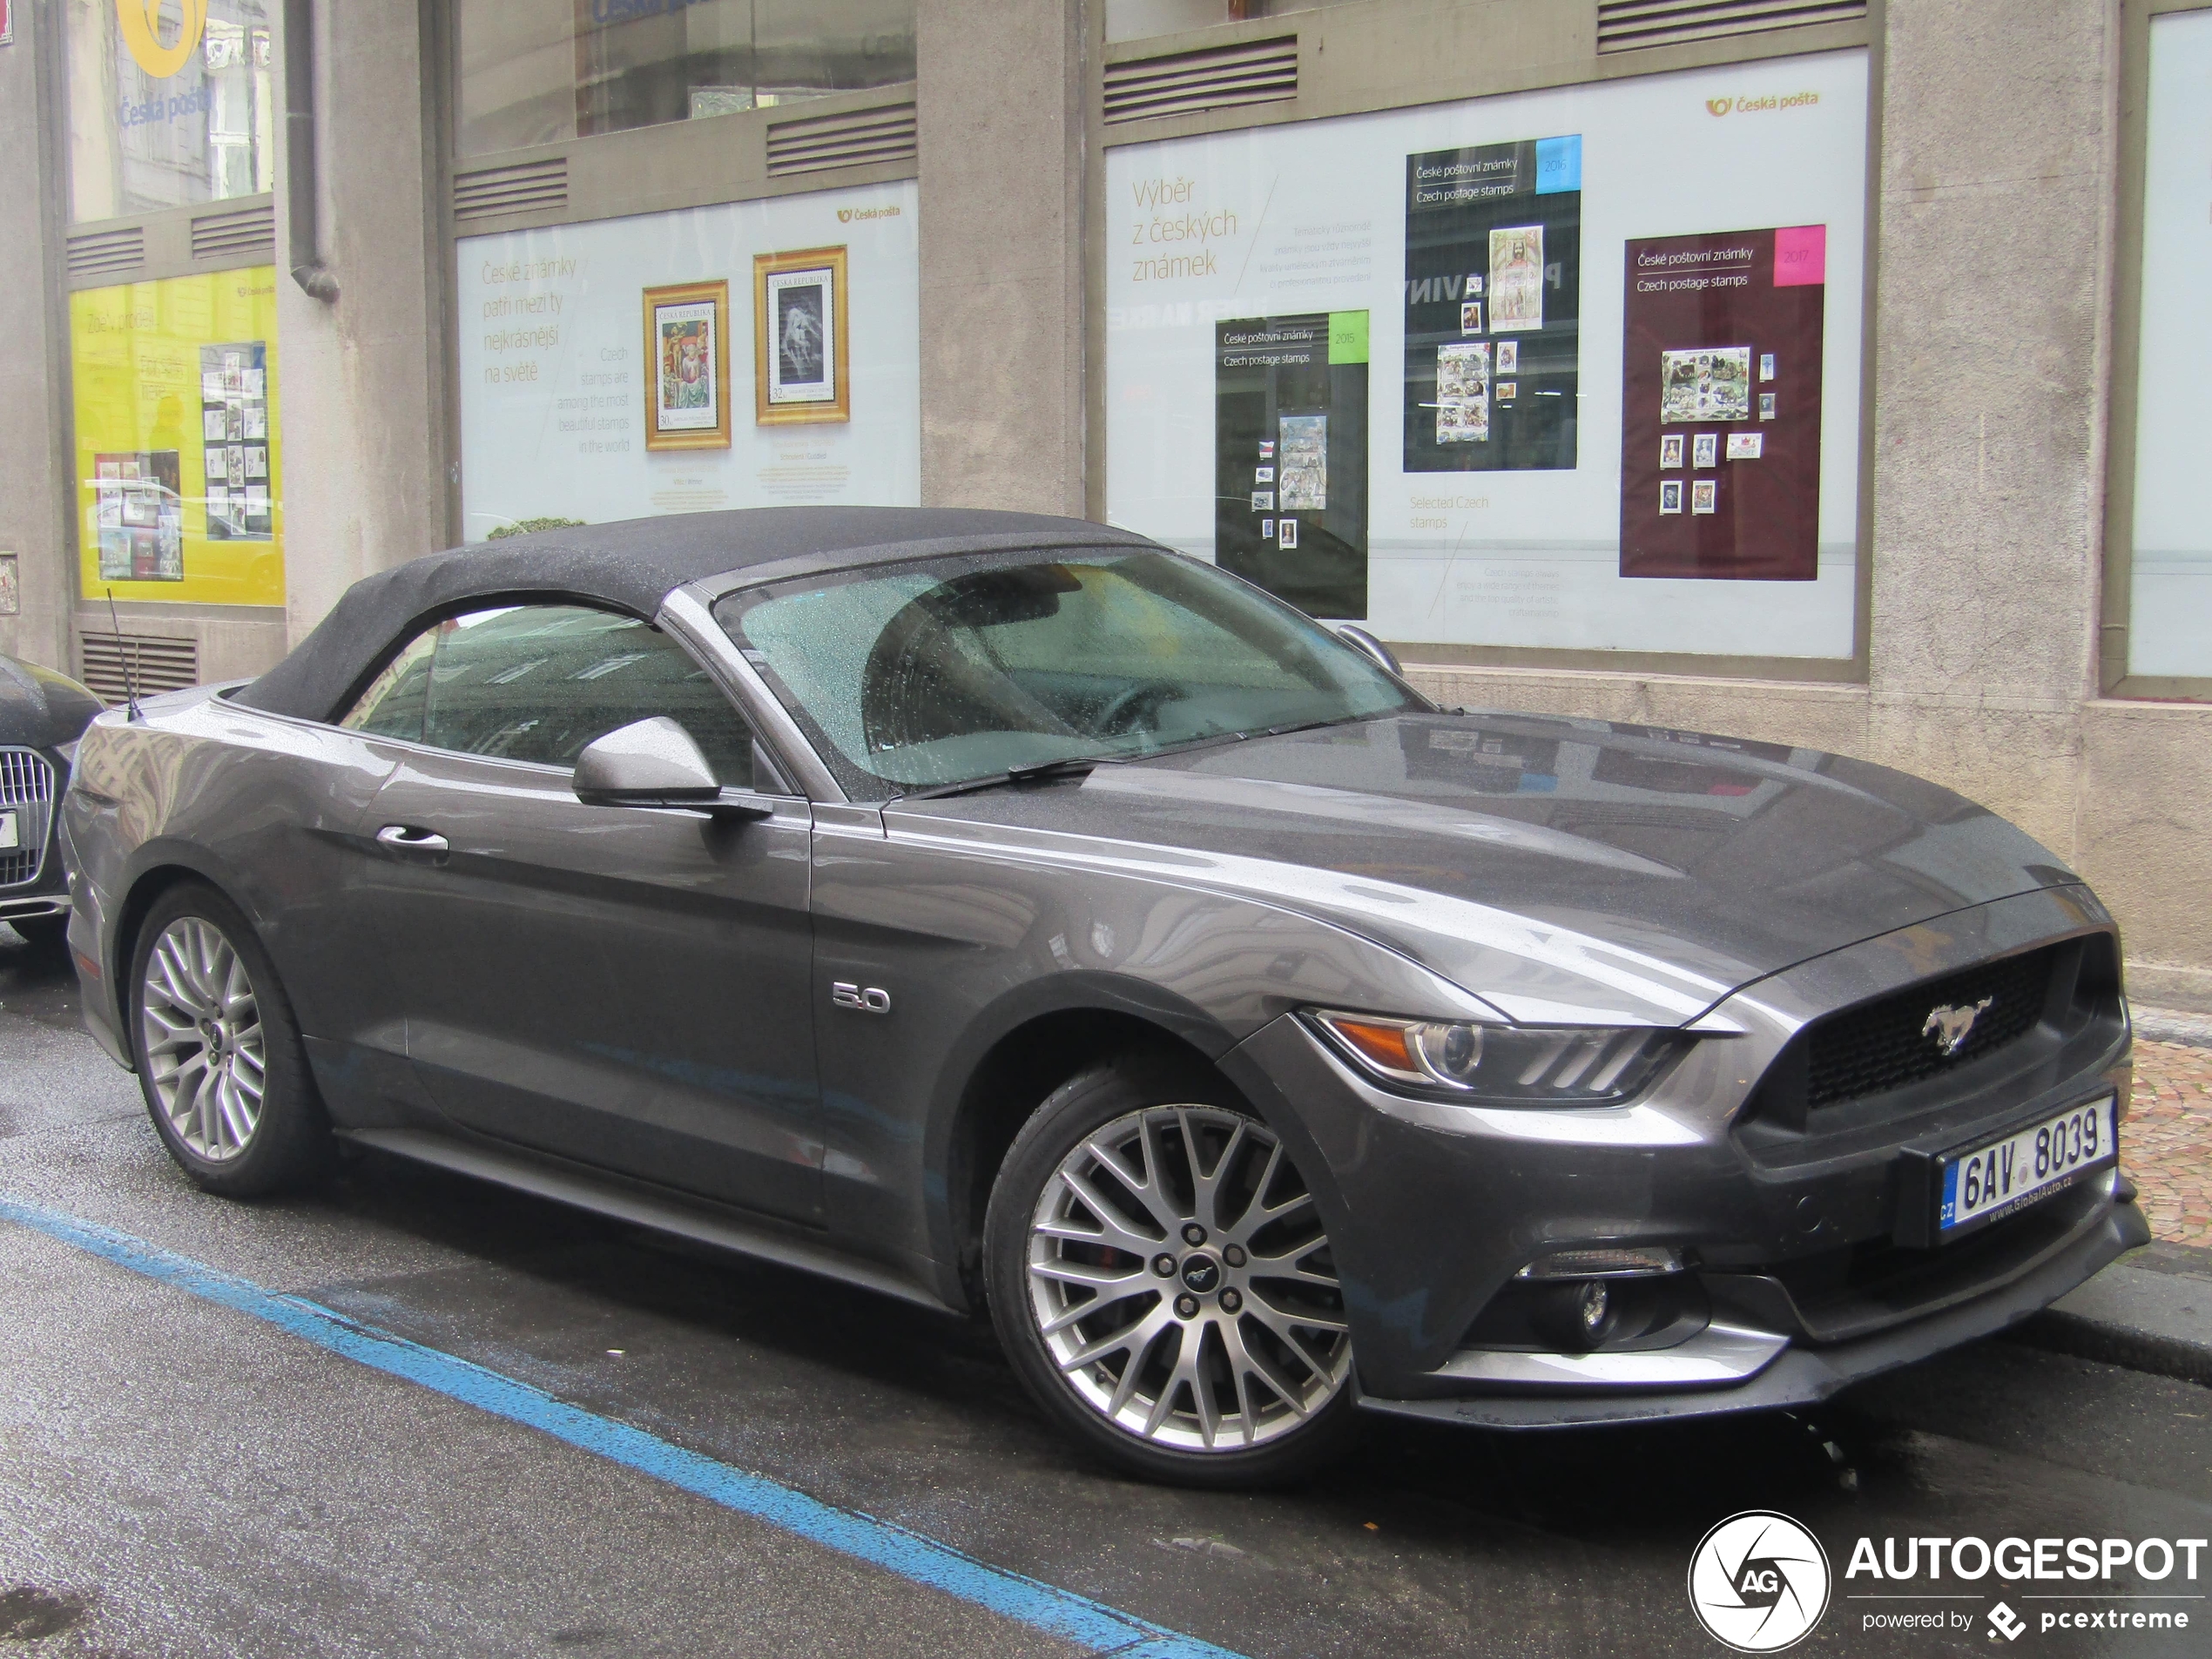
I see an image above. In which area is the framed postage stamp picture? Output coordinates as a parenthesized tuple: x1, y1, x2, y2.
(754, 246, 849, 425)
(644, 280, 732, 450)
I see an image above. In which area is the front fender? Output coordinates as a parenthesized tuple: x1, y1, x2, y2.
(822, 808, 1501, 1307)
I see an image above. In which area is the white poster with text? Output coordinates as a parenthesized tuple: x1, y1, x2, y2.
(1105, 51, 1866, 658)
(457, 182, 918, 538)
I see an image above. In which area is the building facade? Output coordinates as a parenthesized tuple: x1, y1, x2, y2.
(0, 0, 2207, 1009)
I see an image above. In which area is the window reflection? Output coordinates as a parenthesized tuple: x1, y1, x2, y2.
(455, 0, 917, 157)
(1104, 1, 1359, 45)
(68, 0, 274, 223)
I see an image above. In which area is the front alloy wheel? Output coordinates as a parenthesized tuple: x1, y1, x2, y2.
(989, 1065, 1357, 1483)
(140, 915, 267, 1161)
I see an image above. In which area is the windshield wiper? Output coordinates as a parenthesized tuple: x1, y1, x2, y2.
(903, 755, 1111, 800)
(1136, 710, 1385, 762)
(1258, 712, 1376, 740)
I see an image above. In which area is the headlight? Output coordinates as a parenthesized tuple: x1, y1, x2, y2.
(1310, 1009, 1686, 1105)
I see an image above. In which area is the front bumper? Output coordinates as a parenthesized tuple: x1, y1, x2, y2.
(1359, 1173, 2147, 1428)
(1217, 885, 2142, 1421)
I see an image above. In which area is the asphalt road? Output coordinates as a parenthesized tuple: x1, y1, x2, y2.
(3, 924, 2207, 1658)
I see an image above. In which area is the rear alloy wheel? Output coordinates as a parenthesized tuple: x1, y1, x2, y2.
(141, 915, 267, 1160)
(987, 1062, 1357, 1484)
(130, 883, 331, 1197)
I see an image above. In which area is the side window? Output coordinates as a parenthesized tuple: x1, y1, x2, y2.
(339, 629, 435, 741)
(338, 604, 763, 789)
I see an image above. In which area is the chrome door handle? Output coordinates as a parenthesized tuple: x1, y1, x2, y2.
(375, 824, 448, 854)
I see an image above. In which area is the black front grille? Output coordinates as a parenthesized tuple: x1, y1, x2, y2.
(1804, 948, 2054, 1108)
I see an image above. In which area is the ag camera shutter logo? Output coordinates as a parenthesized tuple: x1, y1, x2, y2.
(1689, 1511, 1831, 1652)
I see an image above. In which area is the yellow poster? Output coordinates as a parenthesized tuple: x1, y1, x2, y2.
(69, 266, 284, 607)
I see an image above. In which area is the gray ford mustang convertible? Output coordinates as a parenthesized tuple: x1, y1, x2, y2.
(61, 507, 2146, 1483)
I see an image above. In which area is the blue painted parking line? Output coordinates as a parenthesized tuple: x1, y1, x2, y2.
(0, 1194, 1247, 1659)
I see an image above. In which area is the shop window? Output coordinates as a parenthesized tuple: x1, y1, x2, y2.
(67, 0, 274, 223)
(1105, 1, 1360, 44)
(455, 0, 917, 157)
(2120, 7, 2212, 685)
(1104, 49, 1870, 666)
(68, 268, 286, 608)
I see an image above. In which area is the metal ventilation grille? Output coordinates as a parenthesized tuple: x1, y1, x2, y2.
(0, 748, 57, 890)
(452, 158, 569, 224)
(78, 632, 199, 704)
(765, 103, 917, 177)
(192, 203, 276, 262)
(1104, 37, 1298, 125)
(65, 226, 145, 282)
(1597, 0, 1867, 51)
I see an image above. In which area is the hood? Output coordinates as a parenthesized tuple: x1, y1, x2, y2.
(892, 711, 2078, 1027)
(0, 655, 103, 751)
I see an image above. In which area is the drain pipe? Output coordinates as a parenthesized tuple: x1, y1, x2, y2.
(284, 0, 338, 301)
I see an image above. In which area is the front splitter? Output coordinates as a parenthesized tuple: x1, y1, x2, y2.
(1356, 1195, 2150, 1431)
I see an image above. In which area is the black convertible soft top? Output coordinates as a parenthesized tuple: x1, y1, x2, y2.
(234, 506, 1150, 723)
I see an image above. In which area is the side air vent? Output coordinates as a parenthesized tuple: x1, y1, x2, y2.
(192, 203, 276, 263)
(1104, 37, 1297, 125)
(65, 226, 145, 282)
(452, 158, 569, 224)
(1597, 0, 1867, 51)
(78, 631, 200, 703)
(765, 102, 918, 177)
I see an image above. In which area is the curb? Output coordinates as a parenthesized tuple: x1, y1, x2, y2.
(2007, 1242, 2212, 1388)
(2012, 1308, 2212, 1388)
(2134, 1004, 2212, 1047)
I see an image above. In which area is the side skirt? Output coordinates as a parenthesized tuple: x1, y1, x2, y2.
(339, 1126, 962, 1316)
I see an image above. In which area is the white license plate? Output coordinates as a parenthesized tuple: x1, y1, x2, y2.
(0, 811, 17, 850)
(1939, 1095, 2116, 1235)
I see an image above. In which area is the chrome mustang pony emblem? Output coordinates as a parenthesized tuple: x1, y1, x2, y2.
(1922, 996, 1994, 1057)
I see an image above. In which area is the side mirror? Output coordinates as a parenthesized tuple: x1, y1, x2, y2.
(575, 717, 723, 807)
(1334, 624, 1402, 677)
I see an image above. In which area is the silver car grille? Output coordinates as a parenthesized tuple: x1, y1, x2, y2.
(0, 746, 57, 888)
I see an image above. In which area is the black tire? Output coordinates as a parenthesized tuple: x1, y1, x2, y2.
(127, 881, 332, 1197)
(5, 914, 67, 952)
(983, 1053, 1360, 1487)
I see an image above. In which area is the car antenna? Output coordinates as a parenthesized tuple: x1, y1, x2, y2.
(105, 587, 142, 722)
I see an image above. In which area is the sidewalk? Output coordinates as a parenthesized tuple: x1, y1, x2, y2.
(2124, 1033, 2212, 1247)
(2014, 1019, 2212, 1387)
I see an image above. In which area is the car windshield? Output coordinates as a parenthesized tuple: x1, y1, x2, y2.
(714, 546, 1423, 799)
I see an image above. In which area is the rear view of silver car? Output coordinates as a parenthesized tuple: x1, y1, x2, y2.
(57, 509, 2147, 1484)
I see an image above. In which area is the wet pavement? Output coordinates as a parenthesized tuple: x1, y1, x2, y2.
(2, 923, 2207, 1657)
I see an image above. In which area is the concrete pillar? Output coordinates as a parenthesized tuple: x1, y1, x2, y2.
(914, 0, 1087, 516)
(274, 0, 449, 647)
(0, 6, 77, 672)
(1865, 0, 2118, 852)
